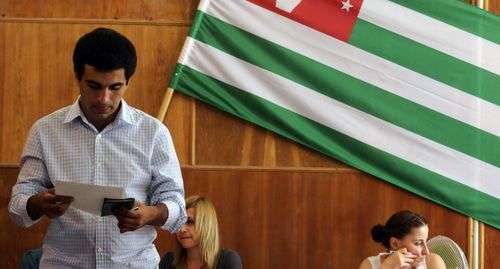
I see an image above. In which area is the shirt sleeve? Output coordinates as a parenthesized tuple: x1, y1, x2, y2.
(149, 125, 186, 233)
(8, 124, 53, 227)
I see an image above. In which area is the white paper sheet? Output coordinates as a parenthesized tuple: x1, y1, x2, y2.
(55, 180, 124, 215)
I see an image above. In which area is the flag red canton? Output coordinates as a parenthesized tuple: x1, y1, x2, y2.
(248, 0, 363, 42)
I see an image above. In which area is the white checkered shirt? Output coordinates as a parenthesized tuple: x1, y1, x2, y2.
(9, 98, 186, 268)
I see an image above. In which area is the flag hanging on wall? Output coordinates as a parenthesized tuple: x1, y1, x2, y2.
(169, 0, 500, 228)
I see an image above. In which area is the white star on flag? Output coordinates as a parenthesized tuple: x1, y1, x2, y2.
(341, 0, 353, 12)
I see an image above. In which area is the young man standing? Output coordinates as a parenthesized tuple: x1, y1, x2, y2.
(9, 28, 186, 268)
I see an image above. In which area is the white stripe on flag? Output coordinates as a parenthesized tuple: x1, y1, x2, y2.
(360, 0, 500, 76)
(197, 0, 212, 13)
(182, 37, 500, 199)
(203, 0, 500, 138)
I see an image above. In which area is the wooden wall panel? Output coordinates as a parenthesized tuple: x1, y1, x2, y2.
(0, 24, 4, 160)
(194, 100, 347, 168)
(487, 0, 500, 14)
(0, 166, 49, 269)
(0, 23, 77, 164)
(2, 165, 470, 269)
(471, 0, 500, 14)
(165, 94, 194, 165)
(470, 0, 500, 11)
(0, 23, 190, 164)
(154, 167, 470, 269)
(0, 0, 198, 22)
(484, 225, 499, 269)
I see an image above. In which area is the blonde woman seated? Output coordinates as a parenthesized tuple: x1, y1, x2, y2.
(359, 211, 445, 269)
(160, 195, 242, 269)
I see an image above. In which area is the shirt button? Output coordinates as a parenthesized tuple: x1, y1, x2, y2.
(96, 162, 102, 167)
(97, 217, 103, 222)
(97, 247, 103, 252)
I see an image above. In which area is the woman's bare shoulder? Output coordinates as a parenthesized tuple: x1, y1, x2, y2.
(426, 253, 446, 269)
(358, 257, 373, 269)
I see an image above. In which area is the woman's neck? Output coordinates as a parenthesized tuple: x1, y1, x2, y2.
(186, 247, 204, 269)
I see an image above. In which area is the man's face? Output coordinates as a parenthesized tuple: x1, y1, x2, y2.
(77, 64, 128, 129)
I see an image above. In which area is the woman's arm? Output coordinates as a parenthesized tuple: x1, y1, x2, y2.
(358, 258, 373, 269)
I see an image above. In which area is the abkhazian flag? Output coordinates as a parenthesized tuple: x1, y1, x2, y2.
(169, 0, 500, 228)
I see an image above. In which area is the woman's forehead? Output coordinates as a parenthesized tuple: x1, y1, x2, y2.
(187, 207, 196, 218)
(406, 225, 429, 239)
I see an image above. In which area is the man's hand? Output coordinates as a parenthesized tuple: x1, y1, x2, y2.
(27, 188, 74, 220)
(113, 202, 168, 233)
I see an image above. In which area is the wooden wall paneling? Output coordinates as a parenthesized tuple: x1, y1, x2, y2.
(194, 100, 262, 166)
(0, 23, 78, 164)
(469, 0, 500, 15)
(157, 167, 469, 269)
(194, 100, 345, 167)
(272, 126, 352, 168)
(488, 0, 500, 14)
(0, 166, 49, 269)
(0, 24, 5, 161)
(164, 93, 195, 165)
(484, 225, 499, 269)
(471, 0, 500, 14)
(0, 0, 199, 22)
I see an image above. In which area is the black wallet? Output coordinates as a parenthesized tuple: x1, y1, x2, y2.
(101, 198, 135, 216)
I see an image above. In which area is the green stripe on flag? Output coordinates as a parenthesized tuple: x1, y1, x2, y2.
(170, 64, 500, 229)
(390, 0, 500, 44)
(350, 19, 500, 105)
(189, 11, 500, 169)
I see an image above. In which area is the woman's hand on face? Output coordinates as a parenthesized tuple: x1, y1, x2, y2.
(380, 248, 417, 269)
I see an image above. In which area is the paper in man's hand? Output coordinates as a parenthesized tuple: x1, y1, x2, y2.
(55, 180, 124, 215)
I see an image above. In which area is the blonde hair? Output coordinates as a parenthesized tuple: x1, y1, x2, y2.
(174, 195, 220, 269)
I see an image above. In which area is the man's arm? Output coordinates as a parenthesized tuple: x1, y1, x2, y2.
(9, 123, 75, 226)
(113, 123, 186, 233)
(148, 125, 187, 231)
(9, 125, 54, 227)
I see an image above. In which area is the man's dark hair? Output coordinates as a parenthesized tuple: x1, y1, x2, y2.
(73, 28, 137, 83)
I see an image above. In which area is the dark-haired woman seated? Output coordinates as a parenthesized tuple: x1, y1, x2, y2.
(359, 211, 445, 269)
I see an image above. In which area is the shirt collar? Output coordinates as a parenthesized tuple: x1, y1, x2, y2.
(63, 97, 135, 126)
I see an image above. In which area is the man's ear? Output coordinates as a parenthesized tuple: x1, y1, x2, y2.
(389, 237, 401, 250)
